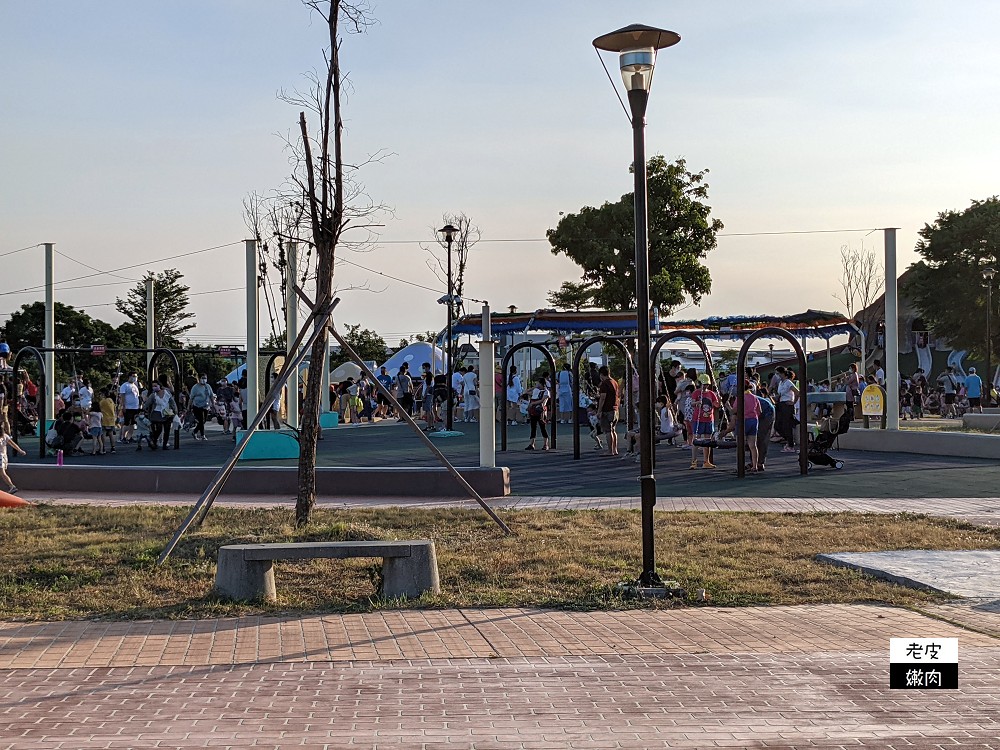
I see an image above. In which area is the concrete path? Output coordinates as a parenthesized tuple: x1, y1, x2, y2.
(819, 550, 1000, 598)
(1, 605, 998, 749)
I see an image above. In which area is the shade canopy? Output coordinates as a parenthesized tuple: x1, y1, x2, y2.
(592, 24, 680, 52)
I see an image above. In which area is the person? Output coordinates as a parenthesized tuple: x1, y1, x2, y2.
(664, 361, 681, 403)
(742, 380, 762, 473)
(775, 368, 799, 451)
(144, 382, 177, 450)
(505, 365, 522, 426)
(78, 378, 94, 412)
(755, 385, 776, 472)
(228, 393, 244, 436)
(0, 374, 9, 435)
(900, 383, 914, 420)
(0, 423, 26, 493)
(585, 361, 601, 398)
(965, 367, 984, 413)
(585, 403, 604, 450)
(0, 336, 9, 370)
(55, 411, 85, 455)
(556, 363, 573, 423)
(656, 395, 681, 444)
(689, 375, 720, 469)
(87, 403, 104, 455)
(524, 375, 550, 451)
(189, 374, 215, 441)
(420, 369, 436, 431)
(873, 359, 885, 386)
(462, 366, 479, 423)
(218, 379, 236, 433)
(596, 365, 620, 456)
(375, 366, 394, 419)
(493, 367, 505, 423)
(99, 387, 117, 454)
(238, 371, 249, 428)
(395, 363, 414, 420)
(451, 367, 464, 423)
(118, 373, 141, 443)
(937, 366, 959, 418)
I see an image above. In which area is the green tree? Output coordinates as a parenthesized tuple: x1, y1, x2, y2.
(547, 280, 597, 311)
(332, 324, 387, 367)
(114, 269, 195, 348)
(547, 156, 722, 313)
(905, 196, 1000, 357)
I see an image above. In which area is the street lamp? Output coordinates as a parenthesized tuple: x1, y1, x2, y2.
(984, 266, 996, 406)
(439, 224, 459, 431)
(768, 343, 774, 363)
(593, 24, 680, 591)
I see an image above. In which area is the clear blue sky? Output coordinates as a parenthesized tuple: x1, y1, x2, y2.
(2, 0, 999, 346)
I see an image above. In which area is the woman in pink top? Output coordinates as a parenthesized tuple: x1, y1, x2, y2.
(743, 381, 762, 473)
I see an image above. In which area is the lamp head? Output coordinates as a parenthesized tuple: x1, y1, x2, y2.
(984, 266, 996, 281)
(438, 224, 459, 244)
(593, 24, 680, 93)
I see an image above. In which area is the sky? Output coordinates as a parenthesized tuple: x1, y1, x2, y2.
(2, 0, 999, 349)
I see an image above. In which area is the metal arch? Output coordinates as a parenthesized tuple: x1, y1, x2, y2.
(11, 346, 48, 458)
(572, 336, 635, 460)
(146, 348, 182, 450)
(648, 331, 716, 469)
(499, 342, 557, 451)
(735, 327, 809, 478)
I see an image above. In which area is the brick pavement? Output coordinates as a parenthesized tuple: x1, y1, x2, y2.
(0, 606, 998, 748)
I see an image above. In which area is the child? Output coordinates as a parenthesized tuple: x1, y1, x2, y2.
(133, 413, 152, 451)
(228, 396, 244, 438)
(0, 424, 26, 494)
(99, 388, 117, 454)
(586, 403, 604, 451)
(88, 404, 105, 455)
(900, 385, 913, 421)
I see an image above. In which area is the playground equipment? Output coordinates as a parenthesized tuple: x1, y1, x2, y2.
(649, 330, 715, 468)
(572, 336, 635, 460)
(500, 342, 557, 451)
(735, 327, 809, 477)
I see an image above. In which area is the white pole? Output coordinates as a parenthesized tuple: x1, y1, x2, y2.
(246, 239, 259, 427)
(884, 227, 900, 430)
(479, 303, 495, 468)
(826, 336, 832, 384)
(43, 243, 55, 425)
(145, 277, 155, 369)
(285, 242, 299, 428)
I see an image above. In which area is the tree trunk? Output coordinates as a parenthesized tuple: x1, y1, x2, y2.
(295, 319, 327, 525)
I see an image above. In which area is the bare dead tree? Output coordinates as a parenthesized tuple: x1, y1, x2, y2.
(422, 213, 481, 318)
(833, 242, 885, 352)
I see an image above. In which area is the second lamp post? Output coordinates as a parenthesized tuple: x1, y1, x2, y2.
(439, 223, 459, 431)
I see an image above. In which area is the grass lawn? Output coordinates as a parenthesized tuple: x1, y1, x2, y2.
(1, 504, 998, 620)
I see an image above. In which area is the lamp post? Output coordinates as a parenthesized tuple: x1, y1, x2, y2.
(768, 343, 774, 363)
(985, 266, 996, 406)
(439, 224, 458, 431)
(594, 24, 680, 590)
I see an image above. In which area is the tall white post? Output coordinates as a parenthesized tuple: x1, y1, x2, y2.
(43, 243, 55, 425)
(145, 277, 155, 369)
(246, 239, 259, 427)
(285, 242, 299, 428)
(479, 303, 495, 468)
(884, 227, 900, 430)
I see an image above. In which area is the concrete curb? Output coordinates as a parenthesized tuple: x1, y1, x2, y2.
(837, 428, 1000, 459)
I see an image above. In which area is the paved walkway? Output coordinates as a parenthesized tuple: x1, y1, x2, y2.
(1, 605, 998, 748)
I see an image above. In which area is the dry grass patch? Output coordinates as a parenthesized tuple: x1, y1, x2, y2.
(1, 504, 997, 620)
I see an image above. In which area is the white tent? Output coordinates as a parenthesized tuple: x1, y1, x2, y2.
(378, 341, 447, 377)
(330, 361, 362, 382)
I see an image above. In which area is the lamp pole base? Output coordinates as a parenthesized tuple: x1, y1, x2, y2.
(617, 580, 685, 599)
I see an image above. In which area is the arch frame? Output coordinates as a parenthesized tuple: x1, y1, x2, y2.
(735, 327, 809, 477)
(500, 342, 557, 451)
(10, 346, 48, 458)
(571, 336, 635, 460)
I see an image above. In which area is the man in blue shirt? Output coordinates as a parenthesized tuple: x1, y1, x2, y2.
(755, 387, 776, 471)
(965, 367, 984, 413)
(375, 366, 395, 419)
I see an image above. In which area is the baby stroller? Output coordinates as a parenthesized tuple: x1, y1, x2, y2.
(808, 402, 850, 470)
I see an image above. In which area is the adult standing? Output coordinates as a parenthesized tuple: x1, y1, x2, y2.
(742, 380, 762, 473)
(118, 372, 141, 443)
(596, 366, 620, 456)
(462, 366, 479, 423)
(556, 363, 573, 423)
(505, 365, 522, 426)
(395, 363, 414, 421)
(189, 374, 215, 441)
(755, 386, 776, 471)
(524, 375, 550, 451)
(873, 359, 886, 387)
(375, 366, 394, 420)
(776, 368, 799, 451)
(845, 363, 862, 420)
(937, 366, 959, 418)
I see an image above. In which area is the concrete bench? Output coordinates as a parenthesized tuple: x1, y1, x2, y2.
(214, 540, 440, 602)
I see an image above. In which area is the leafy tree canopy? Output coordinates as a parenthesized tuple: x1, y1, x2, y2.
(115, 268, 195, 348)
(904, 196, 1000, 357)
(546, 156, 722, 313)
(332, 324, 387, 367)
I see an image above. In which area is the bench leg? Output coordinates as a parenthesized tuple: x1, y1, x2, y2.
(214, 549, 277, 602)
(381, 543, 441, 599)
